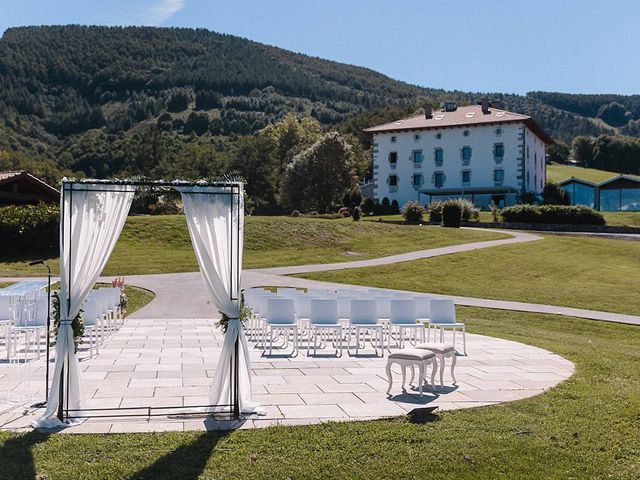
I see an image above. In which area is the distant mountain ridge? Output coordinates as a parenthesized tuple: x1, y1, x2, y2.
(0, 25, 637, 179)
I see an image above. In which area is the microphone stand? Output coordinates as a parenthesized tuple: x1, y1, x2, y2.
(30, 260, 51, 408)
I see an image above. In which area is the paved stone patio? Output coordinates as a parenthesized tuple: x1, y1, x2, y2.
(0, 315, 574, 433)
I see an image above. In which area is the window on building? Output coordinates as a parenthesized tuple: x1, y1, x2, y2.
(494, 169, 505, 183)
(495, 128, 502, 136)
(412, 174, 423, 187)
(436, 133, 442, 139)
(462, 170, 471, 184)
(389, 175, 398, 187)
(434, 148, 444, 165)
(413, 150, 423, 165)
(494, 143, 505, 160)
(434, 172, 444, 188)
(414, 134, 421, 142)
(462, 146, 472, 163)
(388, 151, 398, 165)
(463, 130, 470, 137)
(391, 136, 397, 143)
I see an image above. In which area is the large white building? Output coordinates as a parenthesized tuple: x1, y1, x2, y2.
(364, 102, 552, 208)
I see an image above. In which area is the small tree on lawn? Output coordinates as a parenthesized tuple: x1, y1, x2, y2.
(280, 132, 356, 212)
(542, 183, 571, 205)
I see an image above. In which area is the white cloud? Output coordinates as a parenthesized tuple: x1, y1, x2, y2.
(144, 0, 186, 25)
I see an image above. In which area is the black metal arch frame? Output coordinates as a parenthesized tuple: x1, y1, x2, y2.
(57, 179, 242, 421)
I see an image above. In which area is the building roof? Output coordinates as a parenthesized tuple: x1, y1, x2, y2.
(0, 170, 24, 182)
(558, 174, 640, 188)
(557, 176, 598, 187)
(363, 104, 553, 144)
(0, 170, 60, 201)
(596, 174, 640, 188)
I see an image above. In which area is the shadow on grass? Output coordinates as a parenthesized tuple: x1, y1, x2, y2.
(127, 431, 229, 480)
(0, 430, 51, 480)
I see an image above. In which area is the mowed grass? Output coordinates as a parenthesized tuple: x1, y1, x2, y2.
(0, 215, 507, 276)
(545, 162, 639, 183)
(1, 307, 639, 479)
(299, 235, 640, 315)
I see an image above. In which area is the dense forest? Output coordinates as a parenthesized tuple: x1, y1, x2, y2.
(0, 25, 638, 194)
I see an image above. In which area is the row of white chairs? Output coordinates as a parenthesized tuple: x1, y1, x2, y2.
(0, 287, 124, 362)
(244, 287, 466, 357)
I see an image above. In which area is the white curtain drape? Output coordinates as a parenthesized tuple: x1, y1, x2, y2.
(177, 184, 264, 415)
(33, 182, 136, 428)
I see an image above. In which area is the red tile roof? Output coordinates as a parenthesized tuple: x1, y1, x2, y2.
(364, 104, 553, 144)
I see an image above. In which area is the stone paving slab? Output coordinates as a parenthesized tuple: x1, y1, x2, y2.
(0, 316, 573, 433)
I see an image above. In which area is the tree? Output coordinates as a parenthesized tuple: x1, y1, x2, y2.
(547, 140, 570, 164)
(280, 132, 356, 212)
(571, 136, 594, 167)
(542, 183, 570, 205)
(597, 102, 630, 128)
(349, 185, 362, 208)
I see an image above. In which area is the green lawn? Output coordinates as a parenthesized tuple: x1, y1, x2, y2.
(298, 235, 640, 315)
(546, 163, 629, 183)
(0, 216, 507, 276)
(1, 307, 638, 479)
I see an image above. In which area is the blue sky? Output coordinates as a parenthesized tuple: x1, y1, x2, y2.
(1, 0, 639, 95)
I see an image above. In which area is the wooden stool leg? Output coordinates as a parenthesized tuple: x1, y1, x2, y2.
(450, 352, 458, 384)
(385, 360, 393, 394)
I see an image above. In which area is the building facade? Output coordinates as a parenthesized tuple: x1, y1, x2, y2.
(365, 103, 551, 209)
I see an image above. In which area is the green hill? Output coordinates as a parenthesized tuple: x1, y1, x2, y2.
(0, 25, 636, 184)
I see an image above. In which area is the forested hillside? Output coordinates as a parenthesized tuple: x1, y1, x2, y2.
(0, 25, 637, 187)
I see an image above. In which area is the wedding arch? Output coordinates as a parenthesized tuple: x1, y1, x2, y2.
(34, 179, 262, 428)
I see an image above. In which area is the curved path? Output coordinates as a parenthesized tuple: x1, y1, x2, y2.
(119, 228, 639, 326)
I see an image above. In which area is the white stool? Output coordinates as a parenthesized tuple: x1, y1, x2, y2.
(416, 342, 457, 386)
(386, 348, 437, 398)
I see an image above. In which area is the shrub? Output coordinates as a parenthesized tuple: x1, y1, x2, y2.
(542, 183, 571, 205)
(500, 205, 605, 225)
(456, 199, 480, 221)
(0, 203, 59, 256)
(291, 209, 301, 217)
(381, 197, 391, 214)
(441, 201, 462, 228)
(489, 200, 500, 222)
(337, 206, 351, 218)
(361, 197, 375, 215)
(520, 191, 538, 205)
(349, 185, 362, 208)
(351, 206, 361, 221)
(401, 201, 425, 223)
(427, 199, 478, 223)
(426, 200, 444, 223)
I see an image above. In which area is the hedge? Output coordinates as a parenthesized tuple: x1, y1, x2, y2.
(500, 205, 605, 225)
(0, 203, 59, 257)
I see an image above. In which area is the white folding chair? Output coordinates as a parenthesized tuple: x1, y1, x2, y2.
(429, 299, 466, 354)
(348, 299, 383, 356)
(388, 299, 424, 349)
(414, 296, 432, 336)
(263, 298, 298, 356)
(308, 299, 343, 356)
